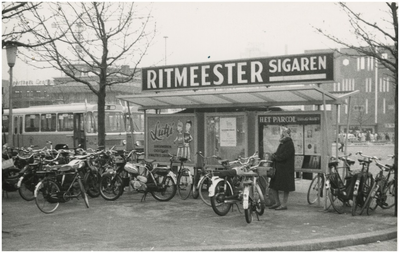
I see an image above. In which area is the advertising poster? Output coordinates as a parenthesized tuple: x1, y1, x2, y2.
(147, 114, 196, 163)
(262, 125, 281, 155)
(220, 117, 237, 147)
(286, 124, 304, 155)
(304, 124, 321, 155)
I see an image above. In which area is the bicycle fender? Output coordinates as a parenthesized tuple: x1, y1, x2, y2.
(208, 176, 223, 197)
(325, 178, 330, 190)
(243, 186, 250, 209)
(168, 171, 177, 184)
(16, 176, 24, 188)
(353, 179, 360, 196)
(34, 181, 43, 198)
(197, 175, 206, 189)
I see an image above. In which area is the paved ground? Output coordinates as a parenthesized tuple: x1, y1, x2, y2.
(2, 178, 397, 251)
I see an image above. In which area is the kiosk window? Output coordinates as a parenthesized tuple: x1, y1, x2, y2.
(205, 115, 246, 163)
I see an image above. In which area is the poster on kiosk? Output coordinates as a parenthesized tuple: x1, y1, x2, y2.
(146, 114, 197, 166)
(257, 111, 332, 173)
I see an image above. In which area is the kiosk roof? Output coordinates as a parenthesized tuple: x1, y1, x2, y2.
(117, 85, 359, 110)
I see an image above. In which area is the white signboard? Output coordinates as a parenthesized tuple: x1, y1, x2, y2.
(220, 117, 237, 147)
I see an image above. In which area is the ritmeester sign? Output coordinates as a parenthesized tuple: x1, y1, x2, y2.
(142, 52, 334, 92)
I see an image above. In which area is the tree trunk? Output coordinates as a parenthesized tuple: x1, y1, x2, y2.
(97, 83, 106, 150)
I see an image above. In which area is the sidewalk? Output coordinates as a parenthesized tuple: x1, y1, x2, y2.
(2, 179, 397, 251)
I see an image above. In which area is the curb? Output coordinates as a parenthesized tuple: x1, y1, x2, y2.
(160, 228, 397, 251)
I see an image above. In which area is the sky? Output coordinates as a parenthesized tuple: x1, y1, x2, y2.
(1, 1, 389, 83)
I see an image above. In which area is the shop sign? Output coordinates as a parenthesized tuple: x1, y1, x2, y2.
(142, 52, 334, 92)
(258, 114, 320, 125)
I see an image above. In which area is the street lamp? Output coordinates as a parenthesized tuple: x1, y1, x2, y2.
(6, 44, 17, 147)
(164, 36, 168, 65)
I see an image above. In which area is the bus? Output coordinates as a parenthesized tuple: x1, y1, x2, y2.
(2, 103, 126, 150)
(123, 105, 145, 151)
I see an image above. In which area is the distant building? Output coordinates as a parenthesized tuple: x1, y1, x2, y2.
(2, 65, 141, 108)
(305, 48, 395, 138)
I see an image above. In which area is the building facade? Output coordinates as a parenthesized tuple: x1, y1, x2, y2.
(305, 48, 395, 140)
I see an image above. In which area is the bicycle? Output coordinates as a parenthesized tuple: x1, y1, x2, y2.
(359, 155, 395, 215)
(34, 159, 90, 214)
(100, 150, 177, 201)
(307, 154, 355, 205)
(194, 151, 229, 206)
(325, 154, 362, 214)
(351, 151, 375, 216)
(17, 147, 70, 201)
(168, 153, 193, 200)
(209, 152, 267, 223)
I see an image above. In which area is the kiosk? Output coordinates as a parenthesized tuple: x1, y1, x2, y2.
(117, 52, 359, 208)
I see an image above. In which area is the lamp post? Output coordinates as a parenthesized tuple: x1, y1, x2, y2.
(6, 45, 17, 147)
(163, 36, 168, 65)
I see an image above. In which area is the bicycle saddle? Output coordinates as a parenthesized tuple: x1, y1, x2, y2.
(215, 169, 237, 178)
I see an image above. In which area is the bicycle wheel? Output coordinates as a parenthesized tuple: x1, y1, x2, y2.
(352, 174, 373, 216)
(327, 188, 346, 214)
(151, 175, 177, 201)
(192, 169, 200, 199)
(198, 176, 212, 206)
(381, 180, 396, 209)
(99, 173, 124, 201)
(84, 171, 101, 198)
(258, 175, 268, 196)
(177, 167, 192, 200)
(255, 183, 265, 216)
(244, 186, 253, 224)
(210, 180, 233, 216)
(34, 179, 60, 214)
(307, 174, 324, 205)
(18, 175, 36, 201)
(363, 183, 379, 216)
(78, 179, 90, 208)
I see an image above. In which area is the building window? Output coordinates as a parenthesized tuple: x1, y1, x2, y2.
(383, 98, 386, 114)
(361, 57, 365, 70)
(365, 99, 368, 114)
(382, 53, 388, 59)
(379, 78, 382, 92)
(345, 99, 348, 114)
(365, 78, 372, 92)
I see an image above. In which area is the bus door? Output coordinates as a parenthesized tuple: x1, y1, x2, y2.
(13, 115, 24, 147)
(73, 113, 86, 149)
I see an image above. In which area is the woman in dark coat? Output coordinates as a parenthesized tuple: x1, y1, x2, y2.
(269, 126, 295, 210)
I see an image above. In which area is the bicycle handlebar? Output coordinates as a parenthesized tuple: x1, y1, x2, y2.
(355, 151, 379, 161)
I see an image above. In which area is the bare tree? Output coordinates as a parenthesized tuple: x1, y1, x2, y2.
(2, 2, 66, 48)
(21, 2, 156, 149)
(315, 2, 398, 216)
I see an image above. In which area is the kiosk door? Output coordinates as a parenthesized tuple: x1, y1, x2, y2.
(73, 113, 86, 149)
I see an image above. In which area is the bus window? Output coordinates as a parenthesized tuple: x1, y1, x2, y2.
(86, 112, 97, 133)
(58, 113, 74, 131)
(2, 115, 9, 133)
(41, 113, 56, 132)
(97, 112, 125, 133)
(25, 114, 40, 132)
(131, 114, 144, 132)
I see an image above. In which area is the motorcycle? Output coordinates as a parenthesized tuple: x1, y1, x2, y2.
(100, 150, 177, 202)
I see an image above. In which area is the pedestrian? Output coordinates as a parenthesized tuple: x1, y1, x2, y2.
(338, 131, 345, 152)
(268, 126, 295, 211)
